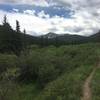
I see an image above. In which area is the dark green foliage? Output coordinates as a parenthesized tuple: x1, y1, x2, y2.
(0, 43, 100, 100)
(17, 43, 99, 88)
(0, 25, 22, 55)
(0, 16, 23, 55)
(92, 69, 100, 100)
(35, 31, 100, 46)
(35, 43, 100, 100)
(0, 16, 38, 55)
(18, 47, 60, 86)
(0, 54, 18, 79)
(16, 20, 20, 33)
(91, 48, 100, 100)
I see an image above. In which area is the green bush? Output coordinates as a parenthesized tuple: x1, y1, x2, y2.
(0, 43, 100, 100)
(0, 54, 18, 77)
(92, 68, 100, 100)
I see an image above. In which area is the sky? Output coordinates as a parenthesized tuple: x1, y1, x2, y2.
(0, 0, 100, 36)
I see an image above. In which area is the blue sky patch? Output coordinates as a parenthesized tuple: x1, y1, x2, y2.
(0, 4, 72, 18)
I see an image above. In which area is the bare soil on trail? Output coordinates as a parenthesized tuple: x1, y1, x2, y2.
(81, 68, 96, 100)
(81, 62, 100, 100)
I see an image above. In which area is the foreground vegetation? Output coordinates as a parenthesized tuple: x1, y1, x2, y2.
(92, 68, 100, 100)
(0, 43, 100, 100)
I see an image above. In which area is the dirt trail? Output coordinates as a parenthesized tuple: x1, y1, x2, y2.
(81, 68, 96, 100)
(81, 62, 100, 100)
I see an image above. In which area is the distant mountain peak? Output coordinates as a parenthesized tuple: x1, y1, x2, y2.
(44, 32, 58, 38)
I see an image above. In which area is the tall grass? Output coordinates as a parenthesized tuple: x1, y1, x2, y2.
(0, 43, 100, 100)
(92, 68, 100, 100)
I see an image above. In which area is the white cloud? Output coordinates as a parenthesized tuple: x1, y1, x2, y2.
(23, 10, 35, 15)
(13, 8, 19, 12)
(0, 0, 49, 6)
(38, 11, 50, 19)
(0, 0, 100, 36)
(0, 10, 52, 35)
(53, 0, 100, 35)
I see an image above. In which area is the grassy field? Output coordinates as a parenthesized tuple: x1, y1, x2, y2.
(92, 68, 100, 100)
(35, 43, 100, 100)
(91, 44, 100, 100)
(0, 43, 100, 100)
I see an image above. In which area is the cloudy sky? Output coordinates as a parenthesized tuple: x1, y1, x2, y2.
(0, 0, 100, 36)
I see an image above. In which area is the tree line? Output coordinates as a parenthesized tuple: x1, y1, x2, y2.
(0, 15, 100, 55)
(0, 15, 35, 55)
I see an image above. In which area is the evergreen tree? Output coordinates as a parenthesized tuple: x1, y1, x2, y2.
(2, 15, 11, 29)
(3, 15, 7, 25)
(23, 29, 27, 50)
(0, 16, 23, 55)
(23, 29, 26, 34)
(16, 20, 20, 33)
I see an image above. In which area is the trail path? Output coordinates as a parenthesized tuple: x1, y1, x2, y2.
(81, 68, 96, 100)
(81, 62, 100, 100)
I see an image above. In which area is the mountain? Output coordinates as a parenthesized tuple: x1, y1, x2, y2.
(41, 32, 86, 39)
(42, 32, 60, 39)
(38, 31, 100, 45)
(57, 34, 87, 42)
(39, 32, 88, 45)
(0, 21, 100, 54)
(89, 31, 100, 42)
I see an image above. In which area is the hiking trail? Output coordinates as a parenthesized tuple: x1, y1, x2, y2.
(81, 62, 100, 100)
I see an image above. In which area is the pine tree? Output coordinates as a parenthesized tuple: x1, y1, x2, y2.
(3, 15, 7, 25)
(23, 29, 26, 34)
(2, 15, 11, 29)
(16, 20, 20, 33)
(23, 29, 26, 49)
